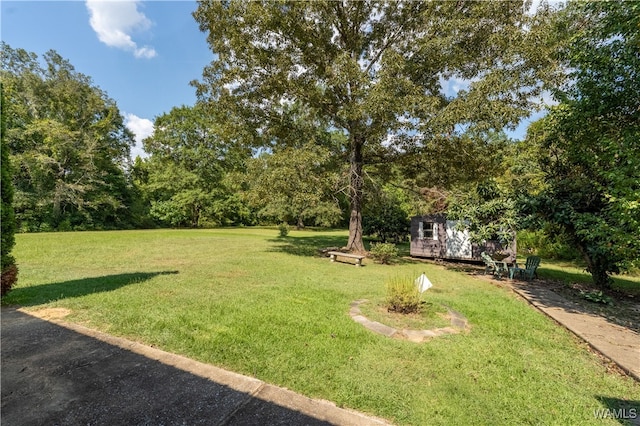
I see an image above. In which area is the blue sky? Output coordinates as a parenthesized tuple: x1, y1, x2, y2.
(2, 0, 213, 158)
(2, 1, 544, 159)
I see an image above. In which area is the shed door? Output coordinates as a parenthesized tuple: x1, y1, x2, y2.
(445, 220, 472, 259)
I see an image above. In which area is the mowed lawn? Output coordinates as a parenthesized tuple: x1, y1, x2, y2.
(6, 229, 639, 425)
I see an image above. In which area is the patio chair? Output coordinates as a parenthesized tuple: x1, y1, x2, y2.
(510, 256, 540, 281)
(481, 251, 508, 279)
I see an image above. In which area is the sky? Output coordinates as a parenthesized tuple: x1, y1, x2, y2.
(1, 0, 214, 158)
(2, 1, 545, 159)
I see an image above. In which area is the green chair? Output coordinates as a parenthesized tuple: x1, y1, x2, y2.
(481, 252, 508, 279)
(510, 256, 540, 281)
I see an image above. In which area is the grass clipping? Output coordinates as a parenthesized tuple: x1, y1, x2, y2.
(385, 275, 422, 314)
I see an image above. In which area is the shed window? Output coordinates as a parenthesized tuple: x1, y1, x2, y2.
(418, 221, 438, 240)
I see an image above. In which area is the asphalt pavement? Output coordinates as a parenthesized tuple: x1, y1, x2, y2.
(1, 307, 390, 426)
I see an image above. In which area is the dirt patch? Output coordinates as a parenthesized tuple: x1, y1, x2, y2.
(24, 307, 72, 321)
(358, 301, 451, 331)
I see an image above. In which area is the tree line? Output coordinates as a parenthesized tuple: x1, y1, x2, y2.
(1, 1, 638, 289)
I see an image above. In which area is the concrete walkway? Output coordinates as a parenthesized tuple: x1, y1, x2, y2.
(510, 282, 640, 381)
(1, 307, 390, 426)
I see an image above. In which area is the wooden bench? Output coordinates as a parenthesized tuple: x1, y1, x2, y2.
(327, 251, 365, 267)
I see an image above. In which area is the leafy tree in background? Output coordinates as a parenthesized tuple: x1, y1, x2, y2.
(1, 83, 18, 296)
(444, 131, 519, 245)
(193, 1, 562, 252)
(1, 43, 135, 231)
(141, 104, 252, 227)
(245, 142, 343, 229)
(447, 178, 518, 246)
(362, 186, 410, 243)
(526, 1, 640, 288)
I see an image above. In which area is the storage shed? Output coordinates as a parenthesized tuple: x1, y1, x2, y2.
(410, 214, 516, 263)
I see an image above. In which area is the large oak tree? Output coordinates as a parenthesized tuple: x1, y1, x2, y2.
(193, 1, 559, 252)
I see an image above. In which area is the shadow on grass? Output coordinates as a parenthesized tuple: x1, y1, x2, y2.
(537, 267, 640, 297)
(3, 271, 179, 307)
(537, 267, 593, 284)
(268, 235, 421, 266)
(268, 235, 349, 257)
(594, 396, 640, 424)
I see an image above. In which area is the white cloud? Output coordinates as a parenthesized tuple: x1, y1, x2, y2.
(86, 0, 157, 59)
(539, 89, 559, 108)
(526, 0, 566, 16)
(439, 75, 480, 96)
(124, 113, 154, 159)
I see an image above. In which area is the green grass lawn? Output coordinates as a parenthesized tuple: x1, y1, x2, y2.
(5, 228, 639, 425)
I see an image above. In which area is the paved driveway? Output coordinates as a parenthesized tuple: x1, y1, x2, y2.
(1, 307, 388, 426)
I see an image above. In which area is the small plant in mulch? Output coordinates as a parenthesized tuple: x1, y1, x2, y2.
(385, 275, 422, 314)
(369, 242, 399, 264)
(579, 289, 614, 306)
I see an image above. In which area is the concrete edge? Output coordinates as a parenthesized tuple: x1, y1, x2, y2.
(255, 385, 391, 425)
(16, 308, 393, 425)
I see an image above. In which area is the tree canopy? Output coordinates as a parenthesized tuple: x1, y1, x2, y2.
(524, 1, 640, 287)
(245, 142, 343, 228)
(138, 104, 253, 227)
(193, 0, 560, 252)
(1, 43, 136, 231)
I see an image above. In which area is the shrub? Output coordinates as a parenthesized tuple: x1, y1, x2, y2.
(1, 83, 18, 297)
(580, 290, 613, 306)
(369, 242, 399, 264)
(385, 275, 422, 314)
(1, 263, 18, 297)
(517, 230, 581, 261)
(278, 223, 289, 237)
(362, 197, 410, 243)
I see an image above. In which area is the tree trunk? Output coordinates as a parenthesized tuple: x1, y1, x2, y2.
(346, 134, 366, 253)
(590, 262, 613, 290)
(578, 242, 613, 289)
(52, 179, 63, 228)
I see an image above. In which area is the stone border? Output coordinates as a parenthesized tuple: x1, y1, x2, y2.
(349, 300, 470, 343)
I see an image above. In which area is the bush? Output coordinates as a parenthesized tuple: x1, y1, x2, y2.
(362, 198, 410, 243)
(580, 290, 613, 306)
(1, 83, 18, 297)
(517, 230, 581, 261)
(369, 242, 399, 264)
(278, 223, 289, 237)
(385, 276, 422, 314)
(1, 263, 18, 297)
